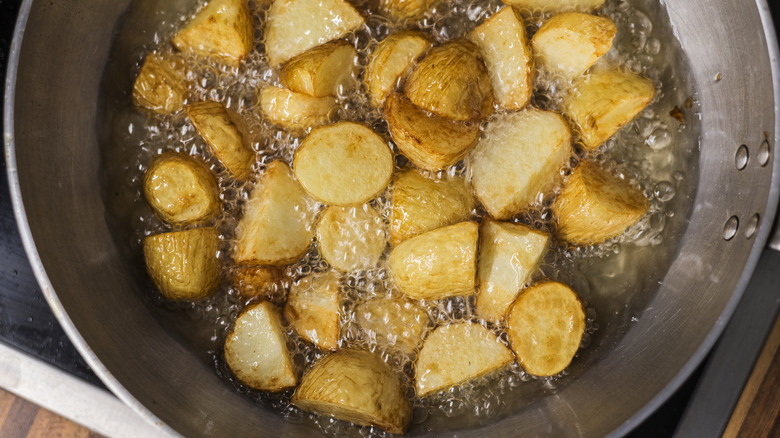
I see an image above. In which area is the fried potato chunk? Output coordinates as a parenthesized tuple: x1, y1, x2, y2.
(188, 101, 254, 180)
(404, 39, 494, 121)
(280, 41, 359, 98)
(476, 219, 550, 324)
(232, 264, 283, 302)
(354, 296, 430, 356)
(224, 301, 298, 390)
(259, 86, 337, 130)
(506, 281, 585, 376)
(385, 93, 481, 171)
(415, 321, 514, 396)
(294, 349, 411, 434)
(502, 0, 606, 14)
(469, 107, 572, 220)
(132, 53, 187, 115)
(294, 122, 394, 205)
(552, 160, 648, 244)
(468, 6, 534, 110)
(264, 0, 365, 66)
(365, 31, 432, 108)
(171, 0, 254, 66)
(317, 204, 387, 272)
(284, 271, 341, 351)
(390, 170, 474, 245)
(388, 222, 478, 300)
(143, 227, 221, 301)
(381, 0, 440, 21)
(235, 160, 316, 265)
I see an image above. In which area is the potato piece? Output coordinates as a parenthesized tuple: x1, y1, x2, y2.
(171, 0, 254, 66)
(501, 0, 606, 14)
(415, 321, 514, 396)
(506, 281, 585, 376)
(468, 7, 534, 110)
(565, 69, 655, 149)
(385, 93, 481, 171)
(259, 86, 337, 130)
(264, 0, 365, 66)
(235, 160, 316, 265)
(280, 41, 359, 98)
(476, 219, 550, 324)
(188, 101, 254, 180)
(469, 107, 572, 220)
(380, 0, 440, 21)
(552, 160, 648, 244)
(404, 39, 494, 121)
(132, 54, 187, 115)
(284, 271, 341, 350)
(532, 12, 616, 79)
(143, 227, 221, 300)
(365, 31, 432, 108)
(224, 301, 298, 390)
(388, 222, 478, 300)
(294, 122, 394, 205)
(143, 152, 220, 226)
(293, 349, 411, 434)
(390, 170, 474, 245)
(232, 264, 284, 302)
(354, 296, 430, 356)
(317, 204, 387, 272)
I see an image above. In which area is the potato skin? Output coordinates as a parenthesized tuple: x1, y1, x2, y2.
(284, 271, 341, 351)
(187, 101, 255, 180)
(354, 296, 430, 356)
(502, 0, 606, 14)
(381, 0, 440, 21)
(280, 40, 359, 98)
(171, 0, 254, 66)
(132, 54, 187, 115)
(259, 86, 337, 130)
(365, 31, 432, 108)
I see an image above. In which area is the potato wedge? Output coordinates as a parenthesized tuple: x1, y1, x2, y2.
(506, 281, 585, 376)
(476, 219, 550, 324)
(388, 222, 478, 300)
(143, 227, 221, 301)
(415, 321, 514, 396)
(317, 204, 387, 272)
(132, 53, 187, 115)
(293, 349, 411, 434)
(258, 86, 337, 130)
(188, 101, 254, 180)
(501, 0, 606, 14)
(284, 271, 341, 350)
(404, 39, 494, 121)
(385, 93, 481, 171)
(532, 12, 616, 79)
(390, 170, 474, 245)
(171, 0, 254, 66)
(264, 0, 365, 66)
(293, 122, 394, 205)
(280, 41, 359, 98)
(565, 69, 655, 149)
(235, 160, 316, 265)
(354, 296, 430, 356)
(232, 264, 283, 301)
(381, 0, 440, 21)
(469, 107, 572, 220)
(224, 301, 298, 390)
(552, 160, 648, 244)
(365, 31, 432, 108)
(468, 6, 534, 110)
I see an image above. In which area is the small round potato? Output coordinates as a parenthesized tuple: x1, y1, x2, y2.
(317, 204, 387, 272)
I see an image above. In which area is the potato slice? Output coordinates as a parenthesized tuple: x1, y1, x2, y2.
(469, 107, 572, 220)
(188, 101, 254, 180)
(502, 0, 606, 14)
(404, 39, 494, 121)
(317, 204, 387, 272)
(476, 219, 550, 324)
(415, 321, 514, 396)
(506, 281, 585, 376)
(280, 41, 359, 98)
(365, 31, 432, 108)
(354, 296, 430, 356)
(132, 53, 187, 115)
(293, 349, 411, 434)
(224, 301, 298, 390)
(143, 152, 220, 226)
(380, 0, 440, 21)
(565, 69, 655, 149)
(235, 160, 316, 265)
(388, 222, 478, 300)
(232, 264, 283, 302)
(552, 160, 648, 244)
(390, 170, 474, 245)
(385, 93, 481, 171)
(284, 271, 341, 350)
(468, 6, 534, 110)
(143, 227, 221, 301)
(294, 122, 394, 205)
(258, 86, 337, 130)
(532, 12, 616, 79)
(264, 0, 365, 66)
(171, 0, 254, 66)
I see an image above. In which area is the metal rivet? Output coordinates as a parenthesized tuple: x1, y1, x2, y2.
(758, 140, 771, 166)
(735, 144, 749, 170)
(745, 213, 760, 239)
(723, 216, 739, 241)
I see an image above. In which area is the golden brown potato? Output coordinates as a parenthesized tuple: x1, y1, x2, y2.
(381, 0, 440, 21)
(171, 0, 254, 66)
(280, 41, 359, 98)
(143, 227, 221, 301)
(354, 296, 430, 356)
(365, 31, 432, 108)
(187, 101, 254, 180)
(258, 86, 337, 130)
(293, 122, 394, 205)
(388, 222, 478, 300)
(224, 301, 298, 390)
(385, 93, 481, 171)
(502, 0, 606, 14)
(506, 281, 585, 376)
(132, 53, 187, 115)
(317, 204, 387, 272)
(293, 349, 411, 434)
(552, 160, 649, 244)
(232, 264, 284, 302)
(284, 271, 341, 351)
(404, 39, 494, 121)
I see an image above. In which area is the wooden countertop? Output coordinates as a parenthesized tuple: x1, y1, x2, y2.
(0, 388, 101, 437)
